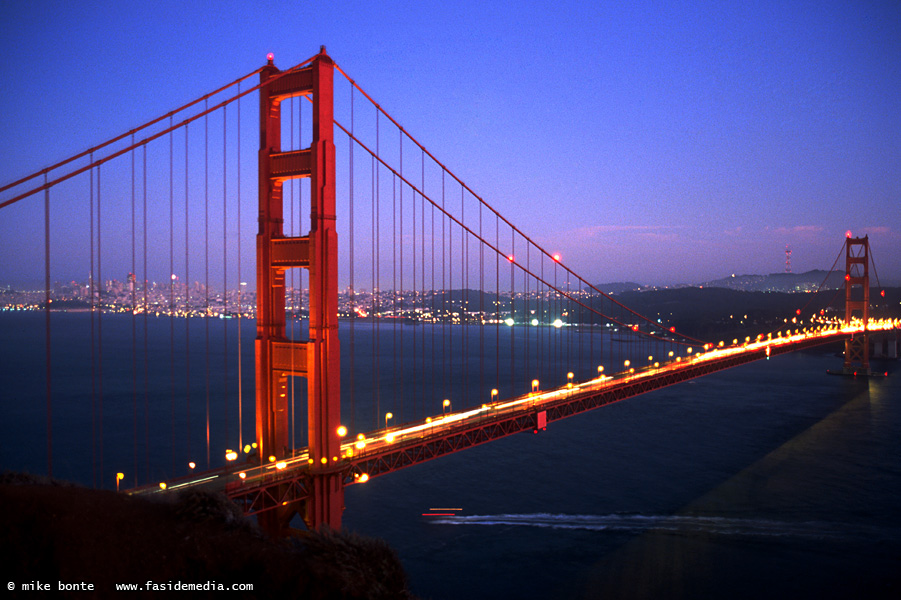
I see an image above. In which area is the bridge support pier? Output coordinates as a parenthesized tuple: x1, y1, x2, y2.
(256, 48, 343, 534)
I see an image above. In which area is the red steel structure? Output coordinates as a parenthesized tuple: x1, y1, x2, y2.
(256, 48, 343, 532)
(842, 236, 870, 374)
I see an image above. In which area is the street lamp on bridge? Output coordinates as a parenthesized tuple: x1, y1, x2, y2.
(443, 399, 451, 414)
(385, 412, 393, 429)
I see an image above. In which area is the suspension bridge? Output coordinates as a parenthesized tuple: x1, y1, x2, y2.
(1, 48, 897, 536)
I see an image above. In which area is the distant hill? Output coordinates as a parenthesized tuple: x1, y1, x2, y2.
(699, 270, 844, 293)
(591, 281, 645, 295)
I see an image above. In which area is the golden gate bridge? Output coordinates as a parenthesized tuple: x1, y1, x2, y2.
(2, 48, 898, 536)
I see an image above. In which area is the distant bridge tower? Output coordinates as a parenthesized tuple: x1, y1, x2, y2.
(256, 48, 343, 533)
(842, 235, 870, 375)
(784, 245, 792, 274)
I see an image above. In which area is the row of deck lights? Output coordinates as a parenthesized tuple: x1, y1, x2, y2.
(151, 316, 896, 492)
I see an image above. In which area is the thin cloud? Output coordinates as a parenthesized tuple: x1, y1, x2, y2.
(773, 225, 824, 235)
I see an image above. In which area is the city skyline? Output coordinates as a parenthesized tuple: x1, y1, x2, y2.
(1, 1, 899, 287)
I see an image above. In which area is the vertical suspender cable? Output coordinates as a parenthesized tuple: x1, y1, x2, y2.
(169, 117, 176, 477)
(495, 213, 499, 392)
(525, 243, 530, 382)
(223, 104, 229, 448)
(185, 124, 191, 462)
(349, 85, 355, 432)
(441, 171, 446, 406)
(398, 133, 403, 422)
(143, 146, 149, 481)
(44, 173, 52, 478)
(420, 152, 426, 419)
(392, 173, 397, 421)
(131, 136, 138, 486)
(430, 180, 438, 410)
(237, 82, 243, 452)
(375, 111, 381, 429)
(97, 164, 103, 485)
(89, 156, 96, 487)
(204, 99, 211, 468)
(510, 229, 514, 393)
(479, 198, 484, 407)
(371, 152, 377, 430)
(462, 186, 467, 406)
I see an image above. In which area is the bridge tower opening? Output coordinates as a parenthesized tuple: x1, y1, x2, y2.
(256, 48, 343, 533)
(842, 235, 870, 375)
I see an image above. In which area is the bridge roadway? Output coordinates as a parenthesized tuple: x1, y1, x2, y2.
(130, 320, 897, 517)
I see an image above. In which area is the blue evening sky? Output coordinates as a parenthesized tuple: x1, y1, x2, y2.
(1, 0, 899, 286)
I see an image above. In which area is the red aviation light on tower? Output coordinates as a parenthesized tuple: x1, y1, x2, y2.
(266, 52, 274, 63)
(553, 253, 561, 262)
(507, 255, 514, 262)
(846, 230, 852, 238)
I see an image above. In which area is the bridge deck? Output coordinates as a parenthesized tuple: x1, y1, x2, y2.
(130, 326, 888, 517)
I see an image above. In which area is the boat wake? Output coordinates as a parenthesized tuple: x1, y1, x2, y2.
(427, 512, 892, 541)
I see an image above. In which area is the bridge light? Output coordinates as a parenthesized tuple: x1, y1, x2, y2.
(269, 455, 277, 463)
(188, 461, 196, 470)
(266, 52, 274, 63)
(531, 318, 539, 326)
(554, 319, 564, 328)
(386, 433, 396, 443)
(505, 318, 515, 327)
(597, 365, 604, 375)
(159, 482, 167, 490)
(624, 360, 630, 367)
(238, 472, 246, 480)
(320, 457, 328, 465)
(225, 450, 238, 461)
(336, 425, 348, 438)
(508, 255, 514, 262)
(491, 388, 499, 402)
(385, 412, 393, 428)
(277, 461, 287, 470)
(531, 379, 539, 393)
(359, 473, 370, 483)
(553, 253, 561, 262)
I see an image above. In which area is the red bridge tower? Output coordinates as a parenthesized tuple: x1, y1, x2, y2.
(842, 235, 870, 375)
(256, 48, 343, 533)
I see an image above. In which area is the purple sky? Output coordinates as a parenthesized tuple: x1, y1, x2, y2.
(1, 0, 899, 286)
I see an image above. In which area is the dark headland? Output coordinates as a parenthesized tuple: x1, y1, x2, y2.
(1, 472, 415, 599)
